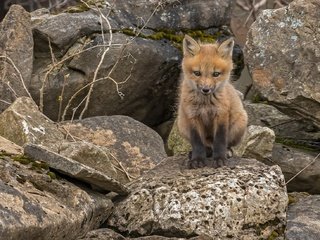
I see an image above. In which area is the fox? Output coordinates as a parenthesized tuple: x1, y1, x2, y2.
(177, 35, 248, 168)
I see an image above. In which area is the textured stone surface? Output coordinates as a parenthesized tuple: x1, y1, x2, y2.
(233, 125, 275, 161)
(0, 152, 113, 240)
(168, 122, 274, 162)
(0, 136, 23, 155)
(0, 5, 34, 112)
(108, 156, 288, 239)
(0, 97, 64, 147)
(79, 228, 194, 240)
(244, 0, 320, 131)
(30, 32, 181, 127)
(110, 0, 233, 30)
(32, 9, 116, 55)
(286, 195, 320, 240)
(60, 116, 167, 181)
(24, 143, 129, 195)
(244, 101, 320, 148)
(272, 144, 320, 194)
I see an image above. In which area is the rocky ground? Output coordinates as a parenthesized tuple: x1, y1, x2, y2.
(0, 0, 319, 239)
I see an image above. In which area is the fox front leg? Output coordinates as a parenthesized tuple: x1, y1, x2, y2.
(212, 124, 228, 168)
(189, 128, 207, 168)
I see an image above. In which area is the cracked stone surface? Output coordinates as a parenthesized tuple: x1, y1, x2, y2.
(107, 156, 288, 239)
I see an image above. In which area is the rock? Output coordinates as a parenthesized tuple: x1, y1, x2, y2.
(233, 125, 275, 161)
(24, 143, 129, 195)
(110, 0, 233, 30)
(30, 32, 181, 127)
(168, 122, 274, 162)
(0, 97, 64, 147)
(0, 136, 23, 155)
(244, 0, 320, 133)
(272, 144, 320, 194)
(244, 101, 320, 149)
(0, 151, 113, 240)
(59, 115, 167, 181)
(0, 5, 34, 112)
(32, 9, 117, 56)
(286, 195, 320, 240)
(79, 228, 192, 240)
(108, 156, 288, 239)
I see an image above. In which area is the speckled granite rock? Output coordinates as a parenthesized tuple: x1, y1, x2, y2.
(107, 156, 288, 239)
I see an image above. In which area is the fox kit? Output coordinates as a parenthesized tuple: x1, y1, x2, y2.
(177, 35, 248, 168)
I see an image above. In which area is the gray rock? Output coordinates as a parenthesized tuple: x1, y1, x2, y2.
(59, 115, 167, 181)
(244, 102, 320, 148)
(233, 125, 275, 161)
(272, 144, 320, 194)
(30, 32, 181, 127)
(110, 0, 233, 30)
(32, 9, 117, 56)
(0, 136, 23, 155)
(108, 156, 288, 239)
(286, 195, 320, 240)
(0, 151, 113, 240)
(79, 228, 191, 239)
(0, 5, 34, 112)
(24, 143, 129, 195)
(0, 97, 64, 147)
(244, 0, 320, 132)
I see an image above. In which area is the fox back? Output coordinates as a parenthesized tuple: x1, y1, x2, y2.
(177, 35, 248, 168)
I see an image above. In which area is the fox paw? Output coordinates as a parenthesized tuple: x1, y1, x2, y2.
(213, 157, 226, 168)
(188, 157, 207, 169)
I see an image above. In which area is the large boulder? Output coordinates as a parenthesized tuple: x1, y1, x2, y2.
(244, 101, 320, 147)
(244, 0, 320, 139)
(272, 144, 320, 193)
(59, 115, 167, 181)
(30, 31, 181, 126)
(0, 5, 34, 113)
(286, 195, 320, 240)
(108, 156, 288, 239)
(110, 0, 233, 30)
(0, 150, 113, 240)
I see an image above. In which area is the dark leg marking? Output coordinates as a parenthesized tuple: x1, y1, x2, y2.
(213, 124, 228, 168)
(189, 128, 206, 169)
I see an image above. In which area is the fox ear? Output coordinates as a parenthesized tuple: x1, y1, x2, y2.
(217, 38, 234, 58)
(183, 35, 200, 56)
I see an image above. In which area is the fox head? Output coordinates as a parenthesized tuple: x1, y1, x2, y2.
(182, 35, 234, 95)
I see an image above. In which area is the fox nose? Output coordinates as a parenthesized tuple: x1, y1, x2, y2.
(201, 87, 211, 95)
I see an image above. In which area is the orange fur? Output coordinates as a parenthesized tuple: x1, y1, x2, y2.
(177, 35, 248, 167)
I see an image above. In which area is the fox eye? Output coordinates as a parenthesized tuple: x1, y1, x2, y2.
(212, 71, 221, 77)
(193, 71, 201, 77)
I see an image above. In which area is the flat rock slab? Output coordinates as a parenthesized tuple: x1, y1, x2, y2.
(24, 144, 129, 196)
(286, 195, 320, 240)
(108, 156, 288, 239)
(0, 136, 23, 155)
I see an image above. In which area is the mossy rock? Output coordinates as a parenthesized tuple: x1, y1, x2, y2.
(167, 120, 191, 156)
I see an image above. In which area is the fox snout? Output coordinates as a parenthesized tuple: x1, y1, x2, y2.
(198, 85, 215, 95)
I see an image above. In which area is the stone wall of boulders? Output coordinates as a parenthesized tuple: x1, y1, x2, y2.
(0, 0, 320, 239)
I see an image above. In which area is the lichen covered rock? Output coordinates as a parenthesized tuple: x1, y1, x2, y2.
(108, 156, 288, 239)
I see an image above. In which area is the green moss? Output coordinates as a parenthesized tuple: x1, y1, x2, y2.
(64, 0, 106, 13)
(31, 161, 50, 171)
(251, 93, 265, 103)
(288, 194, 297, 205)
(267, 230, 279, 240)
(47, 171, 57, 180)
(13, 155, 33, 165)
(121, 28, 221, 50)
(275, 137, 318, 152)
